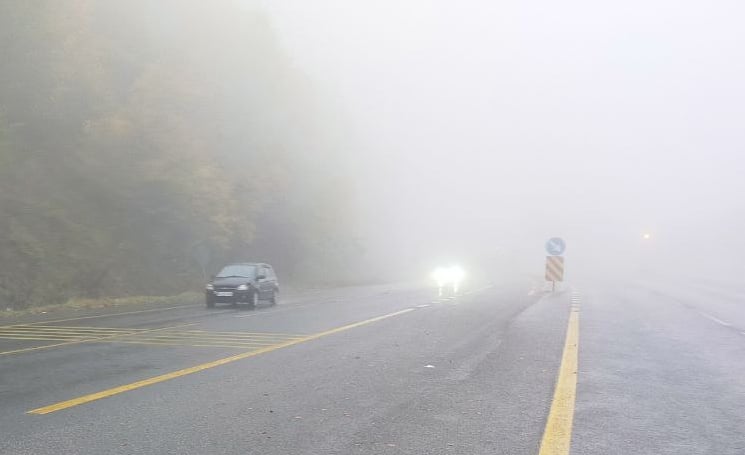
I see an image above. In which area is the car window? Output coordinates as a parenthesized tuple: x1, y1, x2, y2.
(216, 265, 256, 279)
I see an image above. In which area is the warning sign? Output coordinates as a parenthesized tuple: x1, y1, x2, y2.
(545, 256, 564, 282)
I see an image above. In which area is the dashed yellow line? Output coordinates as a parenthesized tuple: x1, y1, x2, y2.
(28, 308, 415, 415)
(538, 303, 580, 455)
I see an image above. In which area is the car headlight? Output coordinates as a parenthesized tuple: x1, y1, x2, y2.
(236, 284, 249, 291)
(431, 265, 466, 286)
(206, 283, 214, 291)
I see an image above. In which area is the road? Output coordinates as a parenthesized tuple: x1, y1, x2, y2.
(1, 278, 744, 454)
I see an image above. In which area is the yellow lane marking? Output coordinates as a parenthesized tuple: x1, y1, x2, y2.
(181, 330, 305, 338)
(0, 331, 129, 338)
(144, 332, 302, 340)
(0, 331, 104, 337)
(0, 341, 92, 356)
(0, 323, 196, 357)
(28, 308, 415, 414)
(6, 325, 148, 331)
(107, 340, 267, 349)
(114, 338, 287, 347)
(0, 335, 95, 341)
(0, 326, 144, 341)
(0, 325, 304, 351)
(144, 336, 287, 344)
(0, 327, 298, 338)
(0, 329, 138, 336)
(538, 305, 580, 455)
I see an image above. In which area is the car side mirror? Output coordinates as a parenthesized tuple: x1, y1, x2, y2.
(257, 274, 266, 280)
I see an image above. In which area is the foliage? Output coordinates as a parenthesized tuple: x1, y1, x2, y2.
(0, 1, 359, 308)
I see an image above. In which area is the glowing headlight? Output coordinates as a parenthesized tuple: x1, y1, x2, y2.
(206, 283, 214, 291)
(431, 265, 466, 285)
(236, 284, 249, 291)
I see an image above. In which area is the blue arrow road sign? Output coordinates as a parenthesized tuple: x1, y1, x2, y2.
(546, 237, 566, 256)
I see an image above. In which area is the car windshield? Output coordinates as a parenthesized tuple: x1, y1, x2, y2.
(216, 265, 257, 279)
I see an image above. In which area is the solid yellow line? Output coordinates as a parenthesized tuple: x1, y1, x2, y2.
(112, 338, 279, 347)
(144, 334, 299, 342)
(183, 330, 305, 337)
(538, 308, 580, 455)
(0, 334, 88, 341)
(0, 341, 90, 356)
(0, 329, 138, 336)
(0, 330, 134, 337)
(108, 340, 265, 349)
(28, 308, 415, 415)
(143, 337, 285, 345)
(0, 327, 136, 335)
(157, 331, 303, 339)
(0, 331, 97, 338)
(5, 326, 144, 333)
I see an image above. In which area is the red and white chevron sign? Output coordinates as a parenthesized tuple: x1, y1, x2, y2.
(545, 256, 564, 282)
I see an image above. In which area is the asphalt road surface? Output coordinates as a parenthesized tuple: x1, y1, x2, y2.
(1, 278, 744, 454)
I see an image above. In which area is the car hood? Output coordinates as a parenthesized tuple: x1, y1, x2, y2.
(211, 277, 255, 288)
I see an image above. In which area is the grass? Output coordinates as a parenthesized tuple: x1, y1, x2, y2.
(0, 292, 203, 321)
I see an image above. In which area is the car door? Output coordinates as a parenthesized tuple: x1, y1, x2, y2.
(266, 266, 278, 292)
(257, 265, 272, 299)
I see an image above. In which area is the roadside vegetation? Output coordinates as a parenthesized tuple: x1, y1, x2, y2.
(0, 1, 362, 309)
(0, 292, 203, 320)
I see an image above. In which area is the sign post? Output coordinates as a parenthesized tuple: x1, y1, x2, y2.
(545, 237, 566, 292)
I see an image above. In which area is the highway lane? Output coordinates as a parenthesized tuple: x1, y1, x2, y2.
(5, 277, 743, 454)
(1, 280, 573, 455)
(573, 279, 745, 455)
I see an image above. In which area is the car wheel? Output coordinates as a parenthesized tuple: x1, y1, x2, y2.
(269, 290, 278, 306)
(247, 291, 258, 309)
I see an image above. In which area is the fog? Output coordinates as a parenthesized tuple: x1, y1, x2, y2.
(252, 0, 745, 282)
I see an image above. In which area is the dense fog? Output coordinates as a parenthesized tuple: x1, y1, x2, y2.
(255, 0, 745, 283)
(1, 1, 743, 308)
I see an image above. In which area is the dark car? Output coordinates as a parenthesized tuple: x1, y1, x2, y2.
(205, 263, 279, 309)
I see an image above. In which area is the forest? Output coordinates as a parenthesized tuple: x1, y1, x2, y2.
(0, 1, 362, 309)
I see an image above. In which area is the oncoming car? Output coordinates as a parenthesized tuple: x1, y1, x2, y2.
(432, 265, 466, 296)
(205, 263, 279, 309)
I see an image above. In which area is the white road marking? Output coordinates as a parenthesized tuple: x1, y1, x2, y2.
(415, 304, 430, 308)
